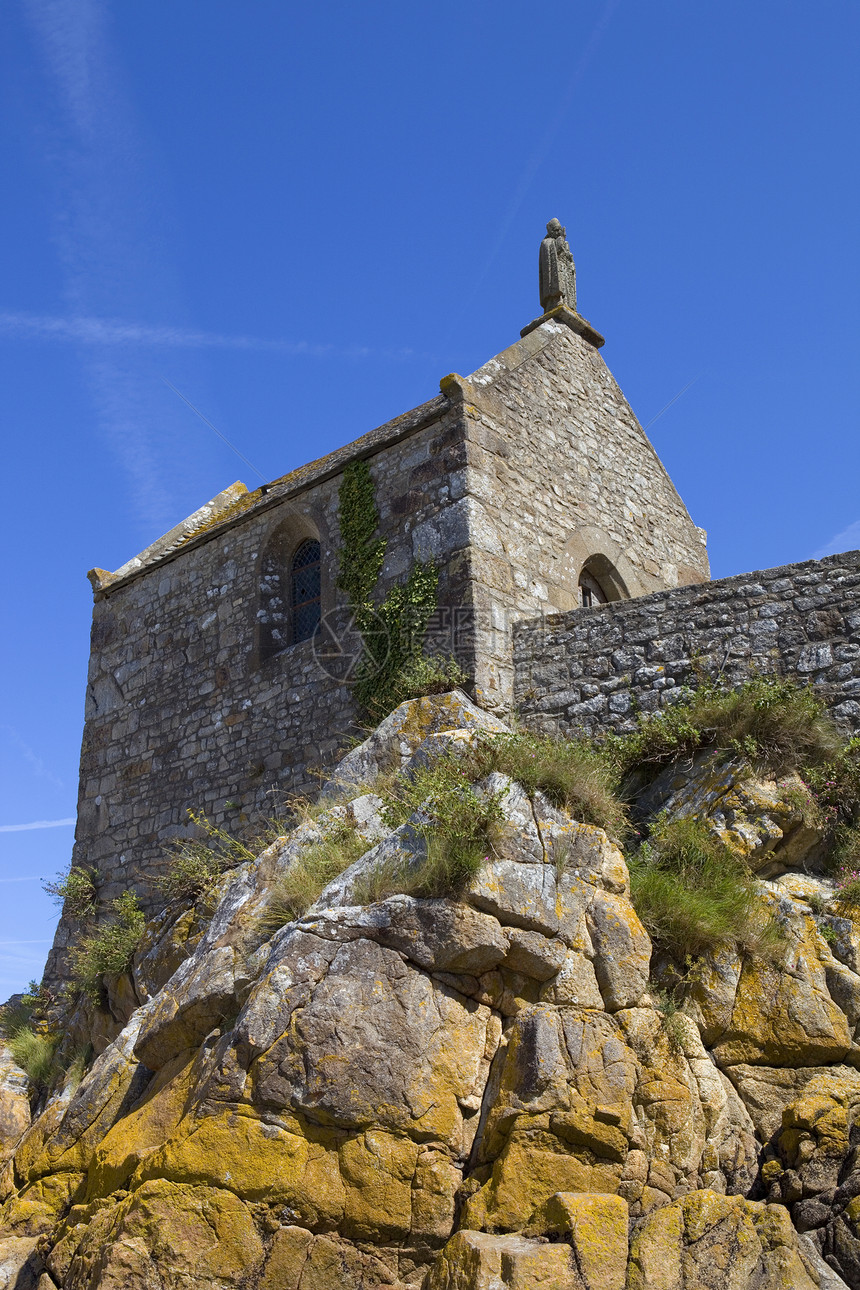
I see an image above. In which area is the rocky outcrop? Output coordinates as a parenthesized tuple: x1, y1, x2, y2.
(1, 695, 860, 1287)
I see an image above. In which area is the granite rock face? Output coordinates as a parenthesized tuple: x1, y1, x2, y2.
(2, 695, 860, 1288)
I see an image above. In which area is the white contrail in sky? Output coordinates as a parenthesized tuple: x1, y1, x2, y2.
(0, 309, 419, 360)
(21, 0, 178, 530)
(0, 819, 75, 834)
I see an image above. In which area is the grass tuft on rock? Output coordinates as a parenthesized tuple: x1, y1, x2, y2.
(70, 892, 146, 1000)
(359, 752, 505, 902)
(629, 816, 779, 962)
(257, 819, 370, 935)
(43, 866, 99, 921)
(466, 731, 627, 841)
(380, 654, 469, 710)
(611, 675, 842, 779)
(157, 810, 262, 905)
(7, 1027, 59, 1088)
(1, 981, 61, 1089)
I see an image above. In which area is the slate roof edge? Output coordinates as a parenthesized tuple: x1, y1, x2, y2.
(89, 391, 451, 598)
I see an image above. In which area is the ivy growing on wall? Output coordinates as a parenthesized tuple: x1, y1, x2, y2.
(337, 459, 442, 720)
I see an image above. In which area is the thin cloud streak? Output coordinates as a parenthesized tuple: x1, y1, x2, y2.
(814, 520, 860, 561)
(21, 0, 180, 529)
(0, 308, 421, 360)
(0, 819, 75, 834)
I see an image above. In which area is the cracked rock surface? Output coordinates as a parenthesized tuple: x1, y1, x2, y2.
(0, 694, 858, 1288)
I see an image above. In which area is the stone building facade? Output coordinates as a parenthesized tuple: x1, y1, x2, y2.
(63, 225, 709, 935)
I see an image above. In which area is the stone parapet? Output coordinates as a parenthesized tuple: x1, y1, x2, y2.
(514, 550, 860, 736)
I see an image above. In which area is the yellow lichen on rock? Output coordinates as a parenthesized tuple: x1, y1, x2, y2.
(61, 1178, 265, 1288)
(0, 1170, 85, 1236)
(524, 1191, 629, 1289)
(627, 1190, 819, 1290)
(338, 1131, 419, 1242)
(5, 693, 860, 1288)
(85, 1047, 196, 1200)
(710, 912, 855, 1068)
(133, 1108, 312, 1203)
(461, 1130, 620, 1233)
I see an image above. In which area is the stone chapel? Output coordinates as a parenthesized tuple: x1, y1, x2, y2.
(70, 220, 709, 916)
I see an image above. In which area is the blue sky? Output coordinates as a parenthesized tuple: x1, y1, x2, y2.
(1, 0, 858, 995)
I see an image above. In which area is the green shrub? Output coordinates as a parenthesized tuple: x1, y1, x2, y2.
(610, 675, 841, 780)
(804, 739, 860, 845)
(7, 1027, 59, 1088)
(379, 653, 468, 711)
(629, 817, 778, 962)
(0, 980, 46, 1039)
(834, 866, 860, 915)
(43, 866, 98, 920)
(466, 731, 626, 841)
(70, 892, 146, 1000)
(64, 1046, 92, 1091)
(157, 811, 260, 905)
(807, 891, 828, 916)
(651, 985, 687, 1054)
(256, 820, 371, 937)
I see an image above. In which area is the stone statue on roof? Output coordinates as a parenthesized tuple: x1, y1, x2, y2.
(539, 218, 577, 313)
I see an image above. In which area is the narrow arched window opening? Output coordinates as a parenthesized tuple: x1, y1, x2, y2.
(577, 554, 628, 608)
(291, 539, 321, 643)
(258, 527, 322, 663)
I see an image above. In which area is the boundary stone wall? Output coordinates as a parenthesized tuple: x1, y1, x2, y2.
(513, 551, 860, 737)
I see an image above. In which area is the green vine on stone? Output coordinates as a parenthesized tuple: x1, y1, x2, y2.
(337, 459, 387, 628)
(337, 460, 440, 720)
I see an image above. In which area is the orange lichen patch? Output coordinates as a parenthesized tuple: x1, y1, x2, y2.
(173, 488, 263, 546)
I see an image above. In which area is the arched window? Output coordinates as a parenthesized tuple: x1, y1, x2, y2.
(577, 554, 628, 607)
(258, 526, 322, 663)
(290, 539, 321, 643)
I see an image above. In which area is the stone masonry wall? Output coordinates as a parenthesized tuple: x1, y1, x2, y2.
(514, 550, 860, 737)
(457, 320, 710, 710)
(55, 398, 472, 971)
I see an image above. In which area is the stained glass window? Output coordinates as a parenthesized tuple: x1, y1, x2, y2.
(291, 539, 321, 642)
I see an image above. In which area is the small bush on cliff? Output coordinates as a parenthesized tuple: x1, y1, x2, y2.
(466, 731, 627, 841)
(629, 816, 778, 961)
(157, 811, 259, 905)
(611, 675, 841, 779)
(0, 980, 45, 1038)
(381, 654, 468, 711)
(43, 866, 98, 920)
(1, 982, 60, 1089)
(835, 864, 860, 915)
(802, 739, 860, 868)
(7, 1027, 58, 1088)
(70, 892, 146, 1000)
(257, 819, 371, 933)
